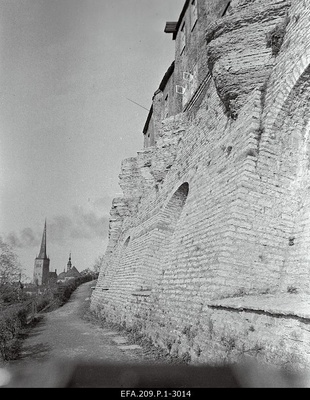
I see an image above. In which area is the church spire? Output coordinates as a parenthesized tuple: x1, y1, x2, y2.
(67, 252, 72, 271)
(38, 219, 47, 259)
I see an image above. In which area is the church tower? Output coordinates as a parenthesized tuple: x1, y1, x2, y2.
(67, 252, 72, 271)
(33, 220, 50, 286)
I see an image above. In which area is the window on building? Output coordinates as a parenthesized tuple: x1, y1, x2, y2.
(180, 22, 186, 54)
(182, 63, 198, 108)
(191, 0, 198, 30)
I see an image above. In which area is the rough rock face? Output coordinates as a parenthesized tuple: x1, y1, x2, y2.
(206, 0, 290, 116)
(91, 0, 310, 372)
(105, 114, 187, 252)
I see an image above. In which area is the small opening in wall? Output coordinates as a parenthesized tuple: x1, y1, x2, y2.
(124, 236, 131, 247)
(226, 146, 233, 155)
(288, 236, 295, 246)
(164, 94, 169, 118)
(180, 22, 186, 55)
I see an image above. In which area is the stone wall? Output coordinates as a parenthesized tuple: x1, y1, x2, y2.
(91, 0, 310, 371)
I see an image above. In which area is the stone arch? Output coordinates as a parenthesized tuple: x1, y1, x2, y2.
(261, 0, 310, 143)
(109, 234, 133, 285)
(259, 0, 310, 160)
(277, 101, 310, 293)
(257, 59, 310, 294)
(160, 182, 189, 232)
(263, 60, 310, 142)
(134, 182, 190, 292)
(98, 234, 132, 291)
(154, 182, 190, 277)
(123, 236, 131, 247)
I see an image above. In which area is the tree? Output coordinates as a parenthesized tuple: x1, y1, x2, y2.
(92, 254, 105, 274)
(0, 238, 22, 285)
(0, 238, 24, 304)
(79, 254, 104, 279)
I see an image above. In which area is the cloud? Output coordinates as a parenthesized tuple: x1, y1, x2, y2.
(2, 206, 109, 249)
(48, 215, 74, 243)
(91, 196, 113, 214)
(65, 206, 108, 240)
(3, 228, 40, 249)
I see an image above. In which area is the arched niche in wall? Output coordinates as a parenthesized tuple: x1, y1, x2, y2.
(157, 182, 190, 265)
(134, 182, 190, 293)
(110, 235, 133, 286)
(263, 62, 310, 294)
(161, 182, 189, 232)
(100, 235, 132, 291)
(123, 236, 131, 248)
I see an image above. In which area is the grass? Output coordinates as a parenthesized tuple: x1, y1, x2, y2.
(84, 309, 188, 365)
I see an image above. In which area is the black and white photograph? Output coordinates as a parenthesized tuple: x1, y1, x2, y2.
(0, 0, 310, 390)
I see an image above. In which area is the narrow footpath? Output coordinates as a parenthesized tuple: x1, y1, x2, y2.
(1, 281, 306, 388)
(16, 280, 144, 364)
(1, 280, 163, 387)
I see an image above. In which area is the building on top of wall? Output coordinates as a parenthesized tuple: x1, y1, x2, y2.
(91, 0, 310, 372)
(143, 0, 234, 149)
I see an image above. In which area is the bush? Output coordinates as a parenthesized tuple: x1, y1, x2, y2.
(55, 275, 94, 305)
(0, 274, 96, 361)
(36, 294, 54, 313)
(0, 303, 29, 361)
(0, 284, 28, 305)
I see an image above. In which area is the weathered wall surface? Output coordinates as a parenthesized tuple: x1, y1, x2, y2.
(91, 0, 310, 371)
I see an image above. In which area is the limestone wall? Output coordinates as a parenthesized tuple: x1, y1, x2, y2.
(91, 0, 310, 371)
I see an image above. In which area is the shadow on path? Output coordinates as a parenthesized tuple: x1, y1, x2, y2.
(18, 342, 51, 362)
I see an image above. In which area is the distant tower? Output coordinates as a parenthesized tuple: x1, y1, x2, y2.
(33, 220, 50, 286)
(67, 252, 72, 271)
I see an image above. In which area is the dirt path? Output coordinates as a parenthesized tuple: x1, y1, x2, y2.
(1, 281, 306, 388)
(19, 281, 145, 363)
(1, 281, 160, 387)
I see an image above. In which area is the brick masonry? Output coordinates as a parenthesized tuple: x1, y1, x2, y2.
(91, 0, 310, 371)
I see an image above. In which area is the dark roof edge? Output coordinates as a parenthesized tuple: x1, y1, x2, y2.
(143, 104, 153, 134)
(158, 61, 175, 92)
(143, 61, 175, 135)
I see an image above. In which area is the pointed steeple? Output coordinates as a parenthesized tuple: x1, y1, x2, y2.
(67, 252, 72, 271)
(38, 220, 47, 259)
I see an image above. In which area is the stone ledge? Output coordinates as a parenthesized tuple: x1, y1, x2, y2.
(131, 290, 151, 297)
(118, 345, 142, 350)
(207, 294, 310, 321)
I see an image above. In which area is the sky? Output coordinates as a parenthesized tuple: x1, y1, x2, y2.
(0, 0, 182, 281)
